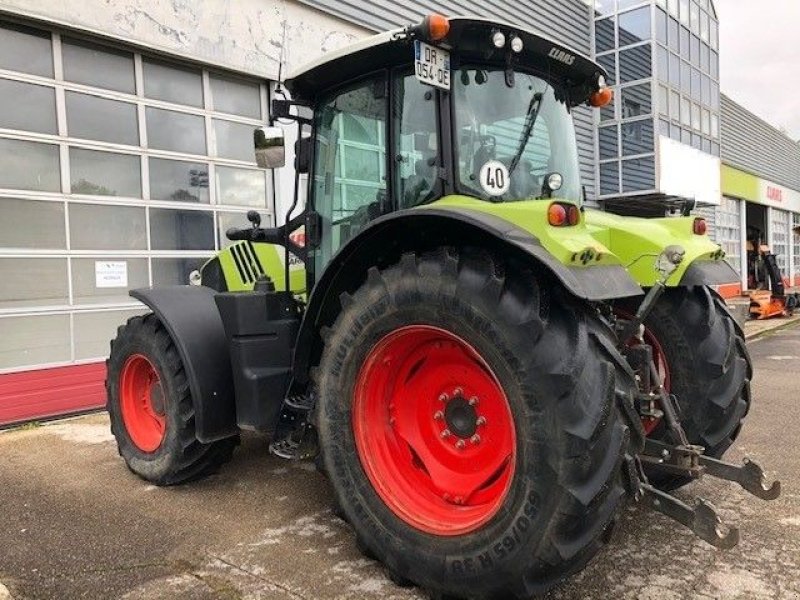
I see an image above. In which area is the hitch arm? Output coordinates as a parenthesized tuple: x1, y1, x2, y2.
(699, 455, 781, 500)
(640, 483, 739, 549)
(641, 438, 781, 501)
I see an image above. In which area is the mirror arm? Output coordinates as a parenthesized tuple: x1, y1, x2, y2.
(272, 98, 313, 126)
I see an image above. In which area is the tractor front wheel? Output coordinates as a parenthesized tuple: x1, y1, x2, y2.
(106, 314, 238, 485)
(617, 286, 752, 489)
(315, 249, 637, 599)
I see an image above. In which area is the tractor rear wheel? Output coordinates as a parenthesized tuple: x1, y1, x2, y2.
(315, 249, 638, 599)
(617, 286, 751, 489)
(106, 314, 238, 485)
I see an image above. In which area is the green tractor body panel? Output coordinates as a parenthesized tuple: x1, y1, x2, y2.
(207, 196, 731, 294)
(422, 196, 624, 269)
(581, 208, 727, 286)
(417, 196, 729, 287)
(215, 241, 307, 293)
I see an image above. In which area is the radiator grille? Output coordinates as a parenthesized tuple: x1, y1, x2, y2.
(230, 242, 265, 285)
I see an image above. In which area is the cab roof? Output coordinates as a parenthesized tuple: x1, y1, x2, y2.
(285, 16, 606, 106)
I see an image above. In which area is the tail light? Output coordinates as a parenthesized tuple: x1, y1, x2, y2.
(548, 203, 580, 227)
(693, 218, 707, 235)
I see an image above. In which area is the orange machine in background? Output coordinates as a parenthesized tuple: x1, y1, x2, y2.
(747, 226, 799, 319)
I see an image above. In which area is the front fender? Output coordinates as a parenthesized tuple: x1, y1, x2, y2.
(583, 209, 736, 287)
(130, 285, 237, 443)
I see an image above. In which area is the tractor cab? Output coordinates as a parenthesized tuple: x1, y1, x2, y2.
(237, 15, 613, 282)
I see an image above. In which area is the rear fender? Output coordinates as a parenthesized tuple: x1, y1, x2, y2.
(130, 286, 237, 443)
(291, 208, 642, 384)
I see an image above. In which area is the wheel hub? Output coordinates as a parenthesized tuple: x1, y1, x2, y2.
(443, 394, 479, 439)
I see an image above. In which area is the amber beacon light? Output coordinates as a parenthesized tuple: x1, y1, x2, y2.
(590, 86, 614, 108)
(421, 14, 450, 41)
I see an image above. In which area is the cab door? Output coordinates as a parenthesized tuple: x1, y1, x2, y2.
(311, 74, 389, 273)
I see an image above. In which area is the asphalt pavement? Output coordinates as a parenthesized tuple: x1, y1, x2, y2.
(0, 323, 798, 599)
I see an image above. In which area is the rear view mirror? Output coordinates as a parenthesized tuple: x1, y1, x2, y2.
(254, 126, 285, 169)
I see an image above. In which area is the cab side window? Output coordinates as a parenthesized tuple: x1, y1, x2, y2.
(313, 76, 387, 267)
(393, 71, 439, 209)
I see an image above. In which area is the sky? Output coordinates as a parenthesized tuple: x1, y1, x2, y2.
(717, 0, 800, 140)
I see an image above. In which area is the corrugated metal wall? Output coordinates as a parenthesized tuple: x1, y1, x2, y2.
(721, 94, 800, 191)
(298, 0, 598, 198)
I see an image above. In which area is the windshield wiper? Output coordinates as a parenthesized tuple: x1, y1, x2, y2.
(507, 91, 544, 177)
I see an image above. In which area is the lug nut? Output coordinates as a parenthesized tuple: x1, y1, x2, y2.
(455, 439, 466, 449)
(469, 396, 479, 406)
(453, 387, 463, 397)
(434, 410, 444, 420)
(440, 429, 451, 438)
(438, 393, 449, 402)
(476, 416, 487, 426)
(470, 434, 481, 445)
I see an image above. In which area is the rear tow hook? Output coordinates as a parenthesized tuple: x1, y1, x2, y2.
(639, 483, 740, 549)
(698, 454, 781, 500)
(641, 438, 781, 501)
(637, 438, 781, 548)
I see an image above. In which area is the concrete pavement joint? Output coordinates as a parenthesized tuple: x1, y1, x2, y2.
(205, 553, 311, 600)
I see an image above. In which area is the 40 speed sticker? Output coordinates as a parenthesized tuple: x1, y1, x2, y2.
(479, 160, 510, 196)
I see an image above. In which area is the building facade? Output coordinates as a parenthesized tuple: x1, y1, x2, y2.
(0, 0, 597, 424)
(0, 0, 798, 424)
(592, 0, 722, 214)
(718, 94, 800, 294)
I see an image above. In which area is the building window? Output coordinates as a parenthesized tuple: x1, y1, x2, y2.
(771, 208, 790, 276)
(597, 53, 617, 85)
(716, 197, 742, 276)
(0, 138, 61, 192)
(146, 107, 207, 155)
(596, 17, 616, 54)
(0, 22, 53, 77)
(656, 9, 667, 44)
(69, 148, 142, 197)
(0, 198, 66, 249)
(622, 156, 655, 192)
(622, 83, 652, 117)
(149, 158, 210, 203)
(61, 38, 135, 93)
(620, 44, 652, 82)
(621, 118, 654, 156)
(599, 125, 619, 159)
(0, 79, 57, 134)
(0, 19, 271, 370)
(66, 92, 139, 146)
(143, 59, 204, 107)
(792, 213, 800, 282)
(600, 161, 620, 195)
(619, 7, 651, 47)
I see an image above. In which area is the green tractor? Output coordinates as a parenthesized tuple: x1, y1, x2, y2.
(106, 15, 779, 598)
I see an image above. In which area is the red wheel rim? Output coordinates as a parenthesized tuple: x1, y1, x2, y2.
(615, 310, 671, 435)
(119, 354, 167, 452)
(352, 325, 516, 536)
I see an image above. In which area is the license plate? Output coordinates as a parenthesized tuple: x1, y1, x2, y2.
(414, 40, 450, 90)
